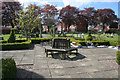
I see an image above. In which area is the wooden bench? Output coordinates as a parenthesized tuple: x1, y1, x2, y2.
(45, 39, 78, 58)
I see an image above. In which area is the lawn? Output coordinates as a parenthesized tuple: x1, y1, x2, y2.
(0, 34, 22, 41)
(47, 33, 119, 41)
(0, 33, 119, 42)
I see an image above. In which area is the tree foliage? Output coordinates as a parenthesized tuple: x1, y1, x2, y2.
(15, 4, 41, 40)
(59, 5, 79, 31)
(41, 4, 58, 32)
(96, 9, 118, 26)
(1, 0, 21, 27)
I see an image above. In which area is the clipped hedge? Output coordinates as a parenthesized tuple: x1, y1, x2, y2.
(109, 41, 119, 46)
(1, 40, 31, 50)
(31, 38, 53, 44)
(52, 37, 110, 46)
(1, 58, 17, 79)
(85, 34, 93, 41)
(74, 37, 85, 41)
(116, 51, 120, 65)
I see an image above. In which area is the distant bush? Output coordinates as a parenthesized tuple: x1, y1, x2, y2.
(116, 51, 120, 65)
(74, 37, 85, 41)
(109, 41, 119, 46)
(1, 58, 17, 79)
(86, 34, 93, 41)
(105, 30, 120, 34)
(8, 28, 16, 43)
(31, 38, 52, 44)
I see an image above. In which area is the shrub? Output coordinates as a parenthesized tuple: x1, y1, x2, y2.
(86, 34, 93, 41)
(116, 51, 120, 65)
(1, 58, 17, 79)
(31, 38, 53, 44)
(8, 28, 16, 43)
(109, 41, 119, 46)
(74, 37, 85, 41)
(77, 41, 109, 46)
(1, 40, 31, 50)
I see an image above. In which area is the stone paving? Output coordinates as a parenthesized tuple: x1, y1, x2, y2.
(1, 44, 118, 78)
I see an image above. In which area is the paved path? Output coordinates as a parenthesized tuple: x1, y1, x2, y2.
(1, 44, 118, 78)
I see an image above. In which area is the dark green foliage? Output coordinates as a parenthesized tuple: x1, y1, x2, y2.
(8, 28, 16, 43)
(86, 34, 93, 41)
(1, 40, 31, 50)
(116, 51, 120, 65)
(0, 37, 114, 50)
(2, 58, 17, 79)
(74, 37, 85, 41)
(31, 38, 52, 44)
(78, 41, 109, 46)
(109, 41, 119, 46)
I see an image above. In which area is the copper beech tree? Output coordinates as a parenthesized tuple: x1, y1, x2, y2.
(1, 0, 21, 27)
(41, 4, 58, 32)
(59, 5, 79, 31)
(96, 9, 118, 29)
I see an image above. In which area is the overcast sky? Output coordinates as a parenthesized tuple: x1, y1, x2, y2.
(17, 0, 119, 17)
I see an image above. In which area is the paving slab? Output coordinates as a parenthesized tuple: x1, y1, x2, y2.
(1, 44, 118, 78)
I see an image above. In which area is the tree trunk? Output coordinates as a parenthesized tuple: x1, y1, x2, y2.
(11, 19, 14, 28)
(61, 23, 63, 32)
(65, 26, 67, 31)
(67, 24, 71, 32)
(53, 25, 55, 37)
(25, 31, 29, 41)
(40, 25, 42, 38)
(48, 26, 50, 32)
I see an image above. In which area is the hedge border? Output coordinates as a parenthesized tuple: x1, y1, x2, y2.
(0, 37, 118, 50)
(1, 40, 31, 50)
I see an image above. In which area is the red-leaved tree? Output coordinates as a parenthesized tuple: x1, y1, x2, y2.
(96, 9, 118, 29)
(41, 4, 58, 32)
(59, 5, 79, 31)
(1, 0, 22, 27)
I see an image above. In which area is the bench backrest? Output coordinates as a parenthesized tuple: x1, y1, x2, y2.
(52, 39, 70, 49)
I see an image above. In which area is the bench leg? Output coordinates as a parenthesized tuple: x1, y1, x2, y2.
(45, 49, 48, 57)
(46, 51, 48, 57)
(76, 49, 78, 53)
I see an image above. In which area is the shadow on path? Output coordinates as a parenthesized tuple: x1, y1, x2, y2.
(16, 67, 46, 80)
(51, 52, 86, 61)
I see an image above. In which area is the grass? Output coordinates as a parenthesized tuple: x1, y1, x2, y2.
(0, 33, 119, 42)
(0, 34, 22, 41)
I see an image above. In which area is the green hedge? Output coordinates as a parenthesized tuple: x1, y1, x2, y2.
(0, 40, 7, 43)
(85, 34, 93, 41)
(1, 58, 17, 79)
(31, 38, 53, 44)
(0, 37, 117, 50)
(73, 37, 85, 41)
(109, 41, 119, 46)
(116, 51, 120, 65)
(1, 40, 31, 50)
(76, 41, 109, 46)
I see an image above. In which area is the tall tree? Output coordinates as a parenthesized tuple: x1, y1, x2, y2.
(96, 9, 118, 29)
(41, 4, 58, 33)
(1, 0, 21, 27)
(75, 12, 88, 32)
(82, 7, 97, 26)
(59, 5, 79, 31)
(26, 4, 42, 37)
(15, 4, 41, 40)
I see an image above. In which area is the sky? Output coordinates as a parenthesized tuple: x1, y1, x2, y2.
(16, 0, 120, 18)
